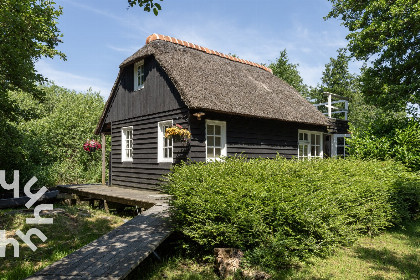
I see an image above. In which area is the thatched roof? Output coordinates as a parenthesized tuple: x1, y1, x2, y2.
(96, 34, 328, 134)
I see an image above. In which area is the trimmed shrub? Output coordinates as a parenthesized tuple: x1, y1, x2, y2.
(163, 157, 420, 269)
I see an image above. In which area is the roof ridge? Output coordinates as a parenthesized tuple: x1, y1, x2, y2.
(146, 33, 273, 74)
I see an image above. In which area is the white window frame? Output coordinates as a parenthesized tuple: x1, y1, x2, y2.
(206, 120, 227, 162)
(134, 60, 145, 91)
(331, 134, 351, 158)
(298, 130, 323, 159)
(121, 126, 133, 162)
(158, 120, 173, 163)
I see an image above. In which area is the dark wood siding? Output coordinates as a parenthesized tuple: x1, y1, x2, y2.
(105, 56, 189, 190)
(111, 108, 189, 190)
(104, 56, 186, 123)
(188, 112, 327, 161)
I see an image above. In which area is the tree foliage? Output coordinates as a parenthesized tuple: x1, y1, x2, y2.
(269, 49, 309, 97)
(326, 0, 420, 110)
(0, 85, 108, 188)
(0, 0, 65, 93)
(127, 0, 163, 15)
(321, 48, 357, 99)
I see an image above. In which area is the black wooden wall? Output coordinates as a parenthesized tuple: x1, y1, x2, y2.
(105, 56, 189, 190)
(188, 112, 326, 161)
(104, 57, 186, 124)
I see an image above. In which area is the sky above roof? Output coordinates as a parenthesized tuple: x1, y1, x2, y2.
(36, 0, 362, 98)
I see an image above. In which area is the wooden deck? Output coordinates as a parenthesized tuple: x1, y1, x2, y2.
(56, 184, 171, 209)
(26, 185, 172, 280)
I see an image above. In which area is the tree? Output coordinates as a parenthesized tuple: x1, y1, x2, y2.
(269, 49, 309, 98)
(0, 0, 65, 118)
(0, 0, 65, 92)
(321, 48, 357, 99)
(0, 0, 65, 182)
(326, 0, 419, 111)
(1, 85, 108, 187)
(127, 0, 163, 15)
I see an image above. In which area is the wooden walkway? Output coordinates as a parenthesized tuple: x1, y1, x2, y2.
(56, 184, 171, 209)
(26, 185, 172, 280)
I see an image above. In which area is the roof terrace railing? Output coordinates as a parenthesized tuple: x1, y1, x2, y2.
(313, 92, 349, 120)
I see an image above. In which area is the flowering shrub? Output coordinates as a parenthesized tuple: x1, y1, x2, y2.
(83, 139, 102, 152)
(165, 124, 191, 142)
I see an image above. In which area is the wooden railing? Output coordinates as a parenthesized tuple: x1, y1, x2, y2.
(313, 92, 349, 120)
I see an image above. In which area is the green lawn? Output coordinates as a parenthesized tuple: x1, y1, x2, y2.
(285, 219, 420, 280)
(0, 204, 127, 280)
(132, 219, 420, 280)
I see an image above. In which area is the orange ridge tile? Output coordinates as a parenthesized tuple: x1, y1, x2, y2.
(146, 33, 273, 74)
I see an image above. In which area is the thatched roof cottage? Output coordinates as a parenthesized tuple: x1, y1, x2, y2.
(95, 34, 331, 190)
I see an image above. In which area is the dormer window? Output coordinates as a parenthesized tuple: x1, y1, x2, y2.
(134, 60, 145, 90)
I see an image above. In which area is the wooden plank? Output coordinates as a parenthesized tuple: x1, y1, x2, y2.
(27, 203, 171, 280)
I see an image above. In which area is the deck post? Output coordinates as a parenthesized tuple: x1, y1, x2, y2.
(101, 133, 106, 185)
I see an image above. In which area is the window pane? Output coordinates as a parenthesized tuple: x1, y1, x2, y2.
(207, 148, 214, 158)
(311, 146, 315, 156)
(215, 125, 221, 135)
(169, 148, 172, 157)
(337, 137, 344, 146)
(215, 148, 221, 157)
(337, 146, 345, 155)
(304, 133, 308, 141)
(299, 133, 303, 141)
(311, 134, 315, 144)
(215, 136, 221, 146)
(304, 145, 308, 156)
(316, 134, 320, 145)
(207, 136, 214, 146)
(207, 125, 214, 135)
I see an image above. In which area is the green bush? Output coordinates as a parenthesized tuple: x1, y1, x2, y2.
(163, 157, 420, 269)
(348, 119, 420, 171)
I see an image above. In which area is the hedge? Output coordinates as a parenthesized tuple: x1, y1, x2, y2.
(163, 157, 420, 269)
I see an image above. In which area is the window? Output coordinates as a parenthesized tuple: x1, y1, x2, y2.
(332, 134, 351, 158)
(121, 127, 133, 162)
(134, 60, 145, 90)
(298, 130, 323, 159)
(206, 120, 227, 161)
(158, 120, 173, 163)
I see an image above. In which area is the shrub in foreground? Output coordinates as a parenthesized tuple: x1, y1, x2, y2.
(163, 157, 420, 269)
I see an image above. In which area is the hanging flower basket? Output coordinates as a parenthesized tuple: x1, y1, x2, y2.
(83, 139, 102, 153)
(165, 124, 191, 143)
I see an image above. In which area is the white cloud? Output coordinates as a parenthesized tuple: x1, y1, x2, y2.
(35, 60, 112, 98)
(107, 45, 139, 55)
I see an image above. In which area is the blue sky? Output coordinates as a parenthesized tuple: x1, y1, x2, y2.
(36, 0, 361, 99)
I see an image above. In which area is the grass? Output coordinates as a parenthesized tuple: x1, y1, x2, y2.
(284, 219, 420, 280)
(0, 203, 127, 280)
(130, 219, 420, 280)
